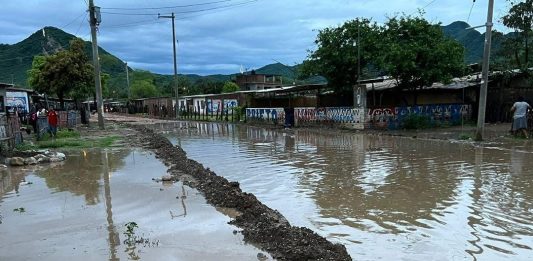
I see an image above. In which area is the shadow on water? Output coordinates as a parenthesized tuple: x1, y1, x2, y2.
(0, 148, 267, 261)
(160, 121, 533, 260)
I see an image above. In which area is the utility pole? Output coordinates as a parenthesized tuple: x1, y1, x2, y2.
(125, 62, 130, 99)
(89, 0, 105, 129)
(158, 13, 179, 118)
(474, 0, 494, 141)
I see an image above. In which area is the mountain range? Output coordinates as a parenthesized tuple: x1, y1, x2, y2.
(0, 21, 508, 94)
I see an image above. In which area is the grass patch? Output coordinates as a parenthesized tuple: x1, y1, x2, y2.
(16, 133, 122, 151)
(97, 136, 120, 147)
(36, 139, 91, 149)
(459, 133, 472, 140)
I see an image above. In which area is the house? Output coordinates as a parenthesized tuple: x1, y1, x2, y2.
(235, 70, 283, 91)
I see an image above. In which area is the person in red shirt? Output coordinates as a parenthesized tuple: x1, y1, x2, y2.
(47, 106, 59, 138)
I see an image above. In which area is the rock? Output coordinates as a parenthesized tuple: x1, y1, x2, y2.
(24, 157, 38, 165)
(55, 152, 66, 160)
(0, 164, 7, 169)
(7, 157, 25, 166)
(49, 157, 63, 163)
(161, 175, 173, 181)
(37, 156, 51, 163)
(257, 253, 268, 260)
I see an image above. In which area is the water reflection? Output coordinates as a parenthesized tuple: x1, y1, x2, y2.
(164, 122, 533, 260)
(36, 150, 129, 205)
(0, 148, 263, 260)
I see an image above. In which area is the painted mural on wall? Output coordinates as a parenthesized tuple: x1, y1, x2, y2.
(6, 91, 29, 113)
(294, 107, 365, 129)
(207, 99, 222, 113)
(246, 108, 285, 124)
(367, 104, 472, 129)
(224, 99, 238, 111)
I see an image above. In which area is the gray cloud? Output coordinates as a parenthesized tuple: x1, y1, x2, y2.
(1, 0, 512, 76)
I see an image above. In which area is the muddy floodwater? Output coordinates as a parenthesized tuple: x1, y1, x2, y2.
(161, 122, 533, 260)
(0, 149, 266, 260)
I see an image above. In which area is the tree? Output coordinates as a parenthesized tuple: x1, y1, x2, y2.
(130, 79, 158, 98)
(502, 0, 533, 69)
(222, 81, 240, 93)
(300, 18, 381, 92)
(378, 15, 465, 105)
(28, 38, 93, 108)
(194, 78, 223, 94)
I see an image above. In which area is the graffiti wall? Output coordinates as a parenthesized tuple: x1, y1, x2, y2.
(367, 104, 472, 129)
(224, 99, 238, 111)
(247, 103, 471, 130)
(207, 99, 222, 113)
(294, 107, 365, 129)
(246, 108, 285, 124)
(6, 91, 29, 113)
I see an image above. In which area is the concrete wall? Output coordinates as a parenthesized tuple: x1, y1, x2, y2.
(366, 104, 472, 130)
(247, 103, 471, 130)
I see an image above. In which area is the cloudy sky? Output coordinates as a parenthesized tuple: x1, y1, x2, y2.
(0, 0, 514, 76)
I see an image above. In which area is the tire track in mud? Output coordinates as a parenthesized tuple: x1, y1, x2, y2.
(127, 124, 351, 261)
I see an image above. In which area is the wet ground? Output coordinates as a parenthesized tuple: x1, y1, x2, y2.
(156, 121, 533, 260)
(0, 148, 267, 261)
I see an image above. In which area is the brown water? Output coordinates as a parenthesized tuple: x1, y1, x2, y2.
(161, 122, 533, 261)
(0, 149, 266, 260)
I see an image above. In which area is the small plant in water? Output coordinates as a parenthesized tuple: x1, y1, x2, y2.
(123, 221, 159, 260)
(124, 222, 138, 242)
(13, 207, 25, 213)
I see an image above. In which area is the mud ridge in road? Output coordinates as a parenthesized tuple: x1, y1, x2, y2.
(128, 124, 351, 261)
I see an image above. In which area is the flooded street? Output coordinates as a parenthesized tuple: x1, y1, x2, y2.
(0, 149, 264, 260)
(163, 122, 533, 260)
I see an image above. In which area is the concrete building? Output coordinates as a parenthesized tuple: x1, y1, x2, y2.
(235, 70, 283, 91)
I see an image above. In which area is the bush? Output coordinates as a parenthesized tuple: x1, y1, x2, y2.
(402, 114, 431, 129)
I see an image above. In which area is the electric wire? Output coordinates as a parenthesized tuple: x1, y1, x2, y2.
(100, 0, 257, 16)
(101, 0, 232, 10)
(60, 11, 87, 30)
(100, 0, 258, 28)
(467, 1, 476, 23)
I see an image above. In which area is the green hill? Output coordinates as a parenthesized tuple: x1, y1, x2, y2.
(441, 21, 505, 65)
(0, 27, 126, 87)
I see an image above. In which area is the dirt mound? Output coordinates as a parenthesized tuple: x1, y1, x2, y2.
(128, 124, 351, 261)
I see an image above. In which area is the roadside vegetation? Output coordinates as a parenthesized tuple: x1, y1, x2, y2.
(15, 130, 121, 150)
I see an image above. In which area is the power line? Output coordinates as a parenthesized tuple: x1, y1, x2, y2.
(410, 0, 439, 15)
(60, 11, 87, 30)
(101, 18, 163, 29)
(75, 13, 88, 35)
(100, 0, 258, 16)
(101, 0, 232, 10)
(467, 1, 476, 23)
(100, 0, 258, 28)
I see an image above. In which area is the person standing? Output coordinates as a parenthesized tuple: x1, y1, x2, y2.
(47, 106, 59, 138)
(511, 96, 532, 138)
(29, 106, 38, 134)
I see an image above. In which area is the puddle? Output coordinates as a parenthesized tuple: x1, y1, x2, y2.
(162, 121, 533, 260)
(0, 149, 268, 260)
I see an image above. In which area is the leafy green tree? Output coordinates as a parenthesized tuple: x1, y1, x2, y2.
(178, 76, 192, 96)
(222, 81, 240, 93)
(130, 79, 158, 98)
(301, 18, 381, 92)
(194, 78, 223, 94)
(28, 38, 93, 108)
(501, 0, 533, 69)
(378, 15, 465, 105)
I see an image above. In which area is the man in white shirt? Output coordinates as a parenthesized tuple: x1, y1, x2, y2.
(511, 96, 532, 138)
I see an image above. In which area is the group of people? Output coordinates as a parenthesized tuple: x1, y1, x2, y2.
(511, 96, 532, 139)
(28, 106, 59, 138)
